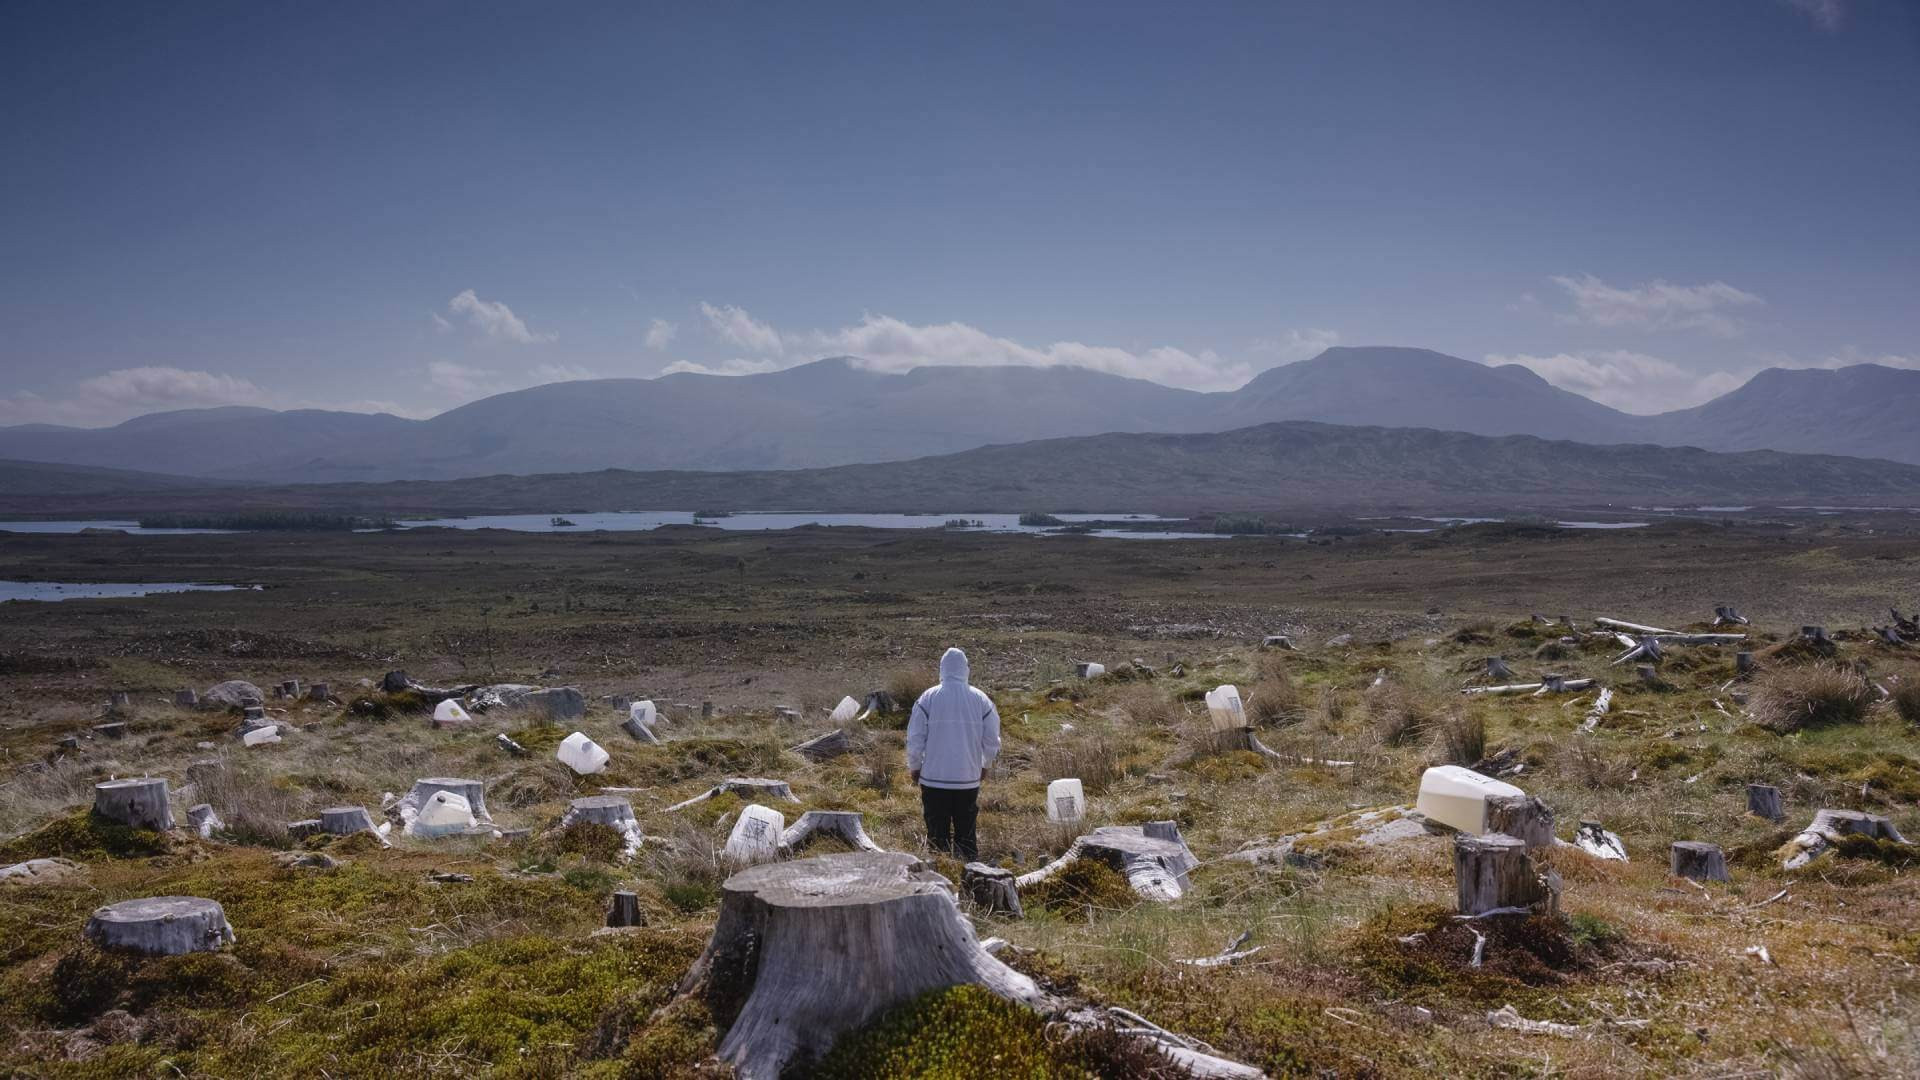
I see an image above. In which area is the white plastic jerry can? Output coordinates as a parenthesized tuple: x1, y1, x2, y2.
(433, 699, 472, 726)
(557, 731, 610, 775)
(241, 724, 280, 746)
(724, 804, 786, 864)
(830, 695, 861, 724)
(1415, 765, 1525, 834)
(1205, 684, 1246, 732)
(1075, 662, 1106, 679)
(1046, 777, 1086, 824)
(415, 791, 475, 837)
(628, 700, 657, 728)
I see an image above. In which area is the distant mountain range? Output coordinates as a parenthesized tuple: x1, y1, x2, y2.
(2, 347, 1917, 483)
(9, 421, 1919, 517)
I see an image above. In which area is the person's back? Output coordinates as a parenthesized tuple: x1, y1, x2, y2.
(906, 647, 1000, 860)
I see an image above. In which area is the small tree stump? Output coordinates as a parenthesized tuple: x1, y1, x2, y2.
(186, 803, 223, 839)
(1454, 833, 1559, 915)
(1746, 784, 1785, 822)
(562, 795, 636, 829)
(173, 689, 199, 708)
(402, 777, 490, 822)
(1485, 795, 1555, 849)
(84, 896, 235, 956)
(962, 863, 1023, 917)
(1735, 651, 1756, 676)
(1800, 626, 1831, 645)
(58, 734, 79, 750)
(619, 713, 660, 744)
(1714, 605, 1750, 627)
(109, 691, 133, 712)
(701, 701, 714, 719)
(282, 680, 302, 699)
(1538, 674, 1567, 693)
(1484, 656, 1514, 681)
(306, 683, 331, 702)
(288, 819, 323, 840)
(606, 890, 643, 928)
(94, 778, 173, 831)
(791, 728, 851, 763)
(320, 806, 377, 835)
(1636, 664, 1660, 686)
(780, 810, 884, 856)
(679, 851, 1040, 1080)
(1670, 841, 1729, 882)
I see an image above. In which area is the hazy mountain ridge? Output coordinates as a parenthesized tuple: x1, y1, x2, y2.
(2, 348, 1916, 480)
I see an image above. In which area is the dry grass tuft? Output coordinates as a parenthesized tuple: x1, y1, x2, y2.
(1433, 710, 1486, 767)
(1750, 663, 1873, 733)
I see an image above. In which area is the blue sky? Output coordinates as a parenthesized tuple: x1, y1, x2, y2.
(2, 0, 1915, 424)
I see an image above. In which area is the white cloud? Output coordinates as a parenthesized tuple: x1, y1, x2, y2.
(698, 302, 784, 354)
(1784, 0, 1844, 31)
(659, 357, 787, 377)
(644, 318, 677, 351)
(1782, 347, 1920, 372)
(1484, 350, 1748, 414)
(1549, 274, 1763, 337)
(446, 289, 555, 345)
(0, 366, 273, 427)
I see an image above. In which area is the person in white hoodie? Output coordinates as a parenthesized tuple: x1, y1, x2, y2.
(905, 647, 1000, 861)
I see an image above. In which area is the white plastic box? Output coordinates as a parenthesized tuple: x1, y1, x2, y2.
(627, 700, 657, 728)
(1046, 777, 1086, 824)
(1205, 684, 1246, 732)
(557, 731, 610, 775)
(433, 699, 473, 727)
(1415, 765, 1524, 834)
(830, 696, 861, 724)
(724, 804, 786, 864)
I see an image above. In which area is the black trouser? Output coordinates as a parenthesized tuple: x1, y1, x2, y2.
(920, 784, 979, 861)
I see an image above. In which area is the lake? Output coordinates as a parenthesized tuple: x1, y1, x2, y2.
(0, 520, 233, 535)
(0, 581, 261, 602)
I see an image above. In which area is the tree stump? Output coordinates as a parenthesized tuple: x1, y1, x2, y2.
(562, 795, 636, 829)
(93, 778, 173, 832)
(1735, 650, 1756, 676)
(607, 890, 643, 928)
(780, 810, 884, 856)
(58, 734, 79, 750)
(1746, 784, 1785, 822)
(620, 713, 660, 744)
(1572, 820, 1627, 861)
(320, 806, 377, 835)
(288, 819, 322, 840)
(306, 683, 331, 702)
(1538, 674, 1567, 693)
(1670, 841, 1730, 882)
(84, 896, 235, 956)
(1262, 634, 1297, 651)
(1485, 795, 1555, 849)
(1636, 664, 1660, 686)
(173, 689, 199, 708)
(186, 803, 223, 839)
(282, 679, 302, 699)
(791, 729, 851, 763)
(403, 777, 490, 822)
(701, 700, 715, 720)
(495, 732, 527, 756)
(1782, 808, 1911, 869)
(679, 851, 1040, 1080)
(109, 691, 133, 713)
(1484, 656, 1514, 681)
(962, 863, 1023, 917)
(1714, 605, 1750, 627)
(1453, 833, 1559, 915)
(1015, 825, 1199, 902)
(665, 777, 799, 812)
(1800, 626, 1832, 646)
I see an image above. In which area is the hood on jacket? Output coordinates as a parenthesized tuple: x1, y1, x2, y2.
(939, 647, 970, 684)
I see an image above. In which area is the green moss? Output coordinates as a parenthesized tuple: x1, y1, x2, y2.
(0, 809, 172, 863)
(1020, 856, 1137, 915)
(1348, 903, 1591, 1010)
(48, 942, 135, 1023)
(1182, 749, 1265, 783)
(810, 984, 1167, 1079)
(559, 822, 626, 861)
(1829, 832, 1920, 868)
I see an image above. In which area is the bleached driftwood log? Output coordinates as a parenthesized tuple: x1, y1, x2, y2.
(664, 777, 799, 811)
(1595, 618, 1745, 643)
(1746, 783, 1785, 823)
(1571, 820, 1627, 861)
(779, 810, 883, 856)
(1241, 730, 1355, 768)
(1781, 808, 1910, 870)
(1713, 605, 1751, 627)
(1670, 841, 1730, 881)
(1063, 1005, 1268, 1078)
(962, 862, 1022, 917)
(790, 728, 852, 763)
(85, 896, 235, 956)
(1464, 678, 1594, 696)
(496, 732, 527, 756)
(1580, 687, 1614, 732)
(677, 851, 1042, 1080)
(1485, 795, 1555, 849)
(1014, 822, 1199, 902)
(94, 778, 173, 832)
(606, 890, 643, 928)
(1261, 634, 1297, 651)
(320, 806, 377, 835)
(1454, 833, 1559, 916)
(1611, 636, 1664, 666)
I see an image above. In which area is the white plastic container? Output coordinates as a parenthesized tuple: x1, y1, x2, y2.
(1415, 765, 1525, 834)
(1046, 778, 1086, 824)
(1204, 684, 1246, 732)
(557, 731, 610, 775)
(433, 699, 472, 727)
(723, 804, 786, 864)
(241, 724, 280, 747)
(627, 700, 657, 729)
(414, 790, 475, 837)
(830, 696, 861, 724)
(1075, 662, 1106, 679)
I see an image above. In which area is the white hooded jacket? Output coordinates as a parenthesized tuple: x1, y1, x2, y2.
(905, 648, 1001, 790)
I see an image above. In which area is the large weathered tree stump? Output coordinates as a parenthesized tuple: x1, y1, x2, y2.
(93, 778, 173, 832)
(780, 810, 884, 856)
(1670, 841, 1730, 881)
(1015, 823, 1199, 902)
(1453, 833, 1559, 915)
(1781, 808, 1911, 869)
(399, 777, 491, 822)
(1485, 794, 1555, 849)
(962, 863, 1022, 917)
(1746, 783, 1785, 822)
(562, 795, 636, 829)
(84, 896, 235, 955)
(664, 777, 798, 812)
(606, 890, 643, 928)
(320, 806, 377, 835)
(791, 728, 852, 763)
(678, 851, 1041, 1080)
